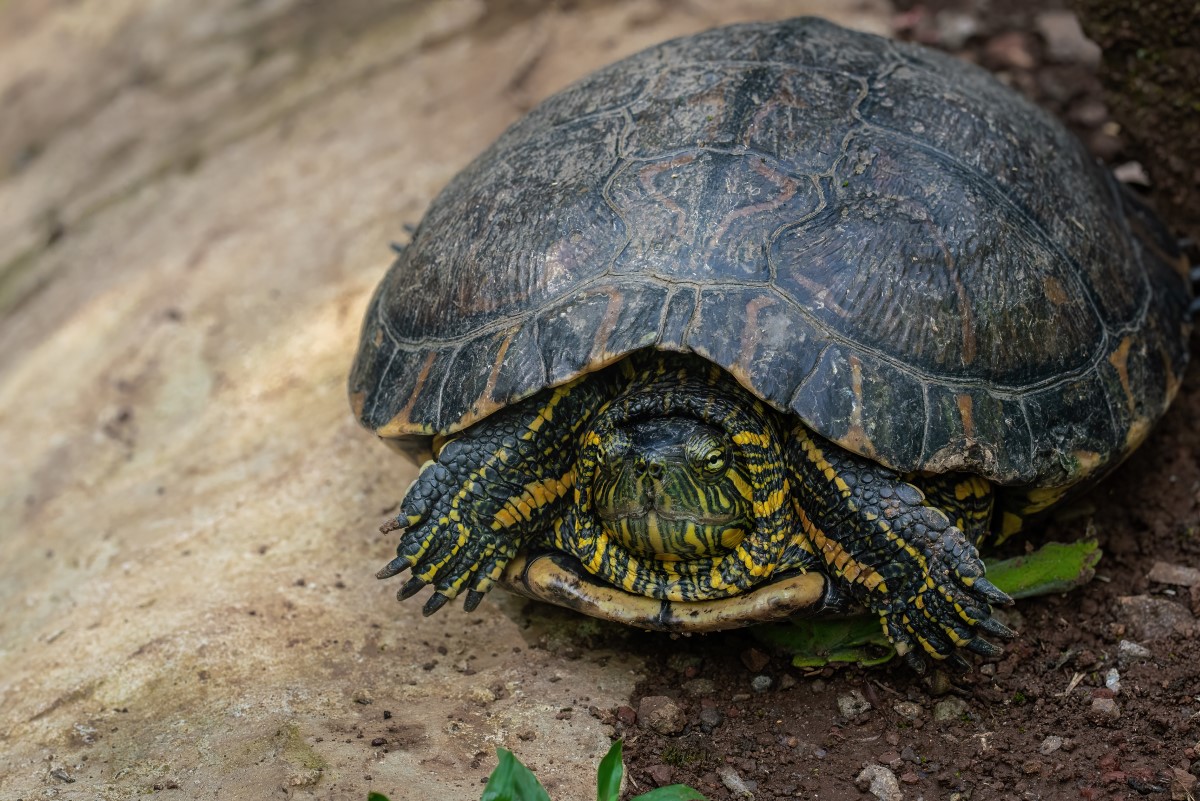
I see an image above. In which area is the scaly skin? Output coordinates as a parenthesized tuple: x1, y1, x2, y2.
(378, 354, 1014, 667)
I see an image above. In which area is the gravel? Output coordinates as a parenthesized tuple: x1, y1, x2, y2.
(837, 689, 872, 718)
(1117, 639, 1153, 666)
(637, 695, 686, 735)
(933, 696, 969, 722)
(1088, 696, 1121, 723)
(855, 764, 903, 801)
(1116, 595, 1198, 641)
(719, 765, 755, 799)
(1038, 735, 1064, 755)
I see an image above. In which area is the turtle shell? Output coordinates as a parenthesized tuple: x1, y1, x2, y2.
(350, 17, 1192, 489)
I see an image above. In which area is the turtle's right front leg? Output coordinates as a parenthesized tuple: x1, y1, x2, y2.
(377, 376, 614, 615)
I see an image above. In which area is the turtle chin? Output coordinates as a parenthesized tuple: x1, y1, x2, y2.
(596, 511, 747, 562)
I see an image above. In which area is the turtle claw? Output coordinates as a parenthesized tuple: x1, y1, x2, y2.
(945, 653, 973, 674)
(463, 589, 486, 612)
(422, 592, 451, 616)
(398, 576, 427, 600)
(966, 636, 1005, 658)
(978, 615, 1017, 640)
(376, 555, 408, 580)
(902, 648, 927, 675)
(971, 577, 1013, 606)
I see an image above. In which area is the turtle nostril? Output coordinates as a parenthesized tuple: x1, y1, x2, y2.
(648, 462, 664, 480)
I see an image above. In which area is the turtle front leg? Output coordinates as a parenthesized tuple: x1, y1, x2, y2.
(787, 426, 1015, 671)
(377, 376, 612, 614)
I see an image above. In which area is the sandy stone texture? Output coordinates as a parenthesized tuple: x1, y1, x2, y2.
(0, 1, 892, 798)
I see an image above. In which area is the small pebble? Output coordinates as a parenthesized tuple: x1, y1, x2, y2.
(933, 696, 969, 722)
(837, 689, 872, 718)
(810, 679, 827, 693)
(1113, 161, 1151, 187)
(778, 673, 797, 690)
(1118, 639, 1152, 666)
(1039, 735, 1064, 756)
(50, 768, 74, 783)
(638, 696, 686, 735)
(893, 701, 923, 720)
(934, 9, 980, 49)
(855, 764, 903, 801)
(1171, 768, 1197, 799)
(985, 31, 1036, 70)
(1104, 668, 1121, 695)
(1089, 696, 1121, 722)
(751, 675, 772, 694)
(646, 764, 675, 787)
(901, 745, 920, 764)
(719, 766, 755, 799)
(1148, 561, 1200, 588)
(1116, 595, 1198, 641)
(699, 705, 724, 732)
(1034, 10, 1101, 66)
(1067, 98, 1108, 128)
(616, 705, 637, 726)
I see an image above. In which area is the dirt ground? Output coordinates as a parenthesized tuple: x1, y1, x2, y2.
(619, 2, 1200, 799)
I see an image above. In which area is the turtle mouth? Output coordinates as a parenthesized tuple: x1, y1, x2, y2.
(595, 503, 739, 526)
(498, 549, 847, 633)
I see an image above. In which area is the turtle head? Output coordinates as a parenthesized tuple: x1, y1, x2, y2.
(592, 416, 754, 560)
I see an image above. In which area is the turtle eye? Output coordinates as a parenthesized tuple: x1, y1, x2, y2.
(702, 447, 726, 474)
(686, 431, 729, 475)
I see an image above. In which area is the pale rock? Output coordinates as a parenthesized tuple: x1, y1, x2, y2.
(856, 764, 903, 801)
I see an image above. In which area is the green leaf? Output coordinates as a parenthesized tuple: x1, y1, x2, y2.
(596, 740, 624, 801)
(367, 794, 391, 801)
(982, 539, 1101, 600)
(630, 786, 708, 801)
(751, 540, 1102, 668)
(480, 748, 552, 801)
(752, 615, 896, 669)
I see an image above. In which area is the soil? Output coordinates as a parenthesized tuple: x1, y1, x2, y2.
(618, 2, 1200, 799)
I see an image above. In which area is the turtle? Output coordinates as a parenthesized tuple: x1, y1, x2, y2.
(349, 17, 1194, 670)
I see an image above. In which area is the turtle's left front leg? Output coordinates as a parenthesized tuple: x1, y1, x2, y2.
(786, 426, 1015, 671)
(377, 376, 613, 614)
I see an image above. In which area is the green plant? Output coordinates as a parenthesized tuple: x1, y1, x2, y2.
(368, 740, 705, 801)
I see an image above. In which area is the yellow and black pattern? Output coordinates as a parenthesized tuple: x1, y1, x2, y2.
(376, 372, 619, 615)
(917, 473, 995, 547)
(787, 426, 1014, 670)
(378, 351, 1015, 667)
(556, 356, 816, 602)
